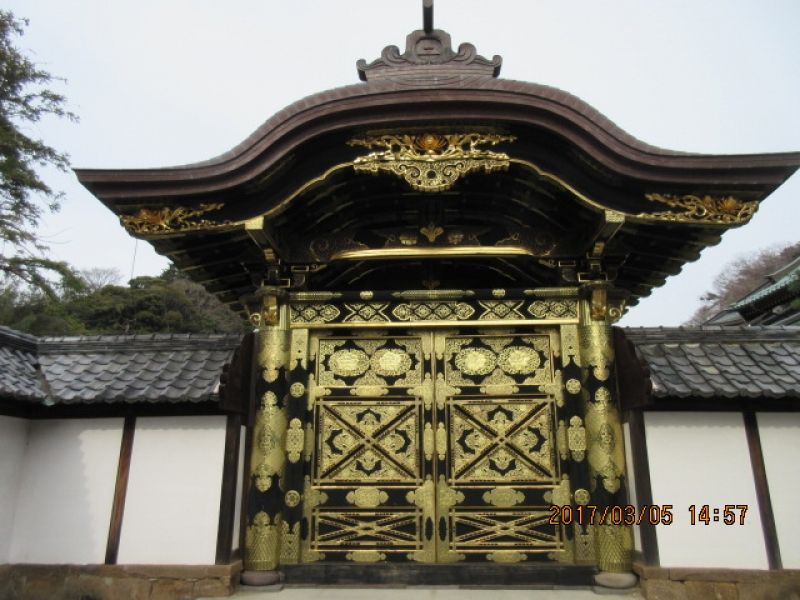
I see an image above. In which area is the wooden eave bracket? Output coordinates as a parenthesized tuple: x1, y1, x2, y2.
(589, 210, 625, 258)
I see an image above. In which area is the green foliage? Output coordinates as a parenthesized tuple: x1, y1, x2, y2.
(0, 10, 78, 293)
(0, 266, 248, 336)
(686, 241, 800, 325)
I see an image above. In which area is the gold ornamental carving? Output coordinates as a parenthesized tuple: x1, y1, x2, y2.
(595, 524, 633, 573)
(640, 193, 757, 225)
(346, 550, 386, 563)
(497, 346, 541, 374)
(244, 512, 279, 570)
(328, 348, 370, 377)
(284, 490, 301, 508)
(529, 299, 578, 320)
(544, 475, 572, 507)
(488, 551, 527, 563)
(455, 347, 496, 375)
(567, 416, 587, 462)
(280, 521, 301, 564)
(565, 378, 582, 394)
(346, 487, 389, 508)
(419, 222, 444, 242)
(482, 487, 525, 508)
(253, 391, 286, 492)
(348, 133, 516, 192)
(120, 202, 229, 235)
(285, 418, 304, 463)
(371, 348, 412, 376)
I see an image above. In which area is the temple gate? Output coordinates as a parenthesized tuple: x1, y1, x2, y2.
(75, 1, 800, 588)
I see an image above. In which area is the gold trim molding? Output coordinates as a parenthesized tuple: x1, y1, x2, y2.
(333, 246, 531, 261)
(348, 133, 516, 192)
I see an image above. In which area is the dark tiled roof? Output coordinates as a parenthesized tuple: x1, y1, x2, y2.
(0, 327, 240, 406)
(0, 327, 44, 403)
(623, 326, 800, 399)
(3, 325, 799, 407)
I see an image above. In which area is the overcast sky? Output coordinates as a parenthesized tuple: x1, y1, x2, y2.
(6, 0, 799, 326)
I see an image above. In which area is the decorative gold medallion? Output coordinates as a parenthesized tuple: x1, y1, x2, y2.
(565, 378, 582, 394)
(574, 488, 591, 505)
(346, 487, 389, 508)
(595, 387, 611, 404)
(329, 348, 370, 377)
(371, 348, 412, 376)
(285, 490, 301, 508)
(497, 346, 540, 374)
(567, 416, 587, 462)
(455, 347, 497, 375)
(488, 551, 527, 563)
(482, 487, 525, 508)
(285, 418, 305, 463)
(346, 550, 386, 563)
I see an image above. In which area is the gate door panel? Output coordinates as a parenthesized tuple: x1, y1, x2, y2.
(308, 333, 436, 562)
(305, 329, 562, 564)
(437, 331, 562, 563)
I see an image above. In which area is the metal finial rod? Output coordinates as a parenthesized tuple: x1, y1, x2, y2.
(423, 0, 434, 33)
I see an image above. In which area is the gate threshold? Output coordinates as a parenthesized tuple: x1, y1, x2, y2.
(282, 563, 597, 586)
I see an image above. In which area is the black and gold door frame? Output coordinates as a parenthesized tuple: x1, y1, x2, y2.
(240, 287, 632, 580)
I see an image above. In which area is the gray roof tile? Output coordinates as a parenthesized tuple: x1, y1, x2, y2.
(624, 326, 800, 400)
(0, 327, 240, 406)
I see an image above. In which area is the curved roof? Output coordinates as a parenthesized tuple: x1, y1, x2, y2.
(76, 76, 800, 201)
(75, 21, 800, 311)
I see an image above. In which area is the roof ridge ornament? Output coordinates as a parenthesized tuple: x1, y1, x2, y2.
(357, 0, 502, 83)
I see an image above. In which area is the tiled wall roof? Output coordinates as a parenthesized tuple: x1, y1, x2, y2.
(0, 326, 240, 406)
(624, 326, 800, 399)
(2, 325, 798, 407)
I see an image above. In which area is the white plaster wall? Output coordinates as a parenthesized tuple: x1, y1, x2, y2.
(0, 416, 29, 563)
(10, 418, 123, 564)
(118, 415, 227, 565)
(232, 425, 246, 552)
(645, 412, 767, 569)
(622, 421, 642, 552)
(757, 412, 800, 569)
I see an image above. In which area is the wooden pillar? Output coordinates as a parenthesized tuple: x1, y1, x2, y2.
(241, 289, 291, 585)
(578, 283, 633, 575)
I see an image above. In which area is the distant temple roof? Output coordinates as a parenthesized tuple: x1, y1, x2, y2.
(705, 254, 800, 327)
(2, 325, 798, 415)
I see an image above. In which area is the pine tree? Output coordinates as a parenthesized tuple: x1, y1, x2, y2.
(0, 10, 79, 293)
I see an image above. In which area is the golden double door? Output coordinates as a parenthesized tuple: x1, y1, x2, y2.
(303, 328, 565, 564)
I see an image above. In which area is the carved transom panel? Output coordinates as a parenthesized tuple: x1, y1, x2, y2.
(318, 336, 423, 388)
(444, 334, 553, 388)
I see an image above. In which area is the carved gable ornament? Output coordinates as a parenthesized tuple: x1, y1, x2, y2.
(357, 14, 501, 84)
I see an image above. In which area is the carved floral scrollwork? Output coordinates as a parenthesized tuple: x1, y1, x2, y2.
(640, 193, 758, 225)
(120, 202, 229, 234)
(348, 133, 516, 192)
